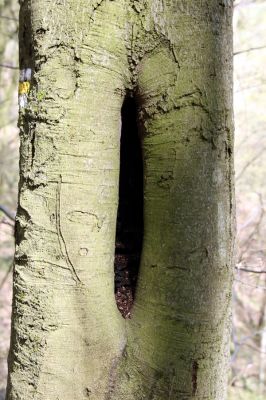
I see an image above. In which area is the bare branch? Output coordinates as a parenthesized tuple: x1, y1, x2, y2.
(234, 45, 266, 56)
(0, 205, 15, 221)
(231, 328, 266, 362)
(244, 342, 266, 354)
(0, 217, 14, 228)
(0, 15, 18, 21)
(0, 63, 19, 70)
(236, 148, 266, 181)
(0, 262, 13, 291)
(237, 193, 265, 263)
(235, 279, 266, 291)
(236, 266, 266, 274)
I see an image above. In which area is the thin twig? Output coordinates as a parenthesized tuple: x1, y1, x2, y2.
(236, 148, 266, 181)
(234, 45, 266, 56)
(0, 15, 18, 21)
(236, 267, 266, 274)
(0, 63, 19, 70)
(0, 205, 15, 221)
(231, 329, 266, 362)
(0, 217, 14, 228)
(0, 262, 13, 291)
(235, 279, 266, 291)
(237, 193, 264, 263)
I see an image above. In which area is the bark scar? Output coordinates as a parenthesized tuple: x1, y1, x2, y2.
(192, 360, 198, 396)
(56, 175, 82, 284)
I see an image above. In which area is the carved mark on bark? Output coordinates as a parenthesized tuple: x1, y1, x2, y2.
(92, 0, 106, 12)
(84, 387, 91, 397)
(56, 175, 82, 284)
(157, 171, 174, 189)
(192, 360, 198, 396)
(30, 129, 36, 168)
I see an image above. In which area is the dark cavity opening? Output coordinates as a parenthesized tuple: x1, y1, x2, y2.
(115, 95, 143, 318)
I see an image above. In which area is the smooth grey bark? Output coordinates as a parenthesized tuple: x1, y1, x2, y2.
(6, 1, 234, 399)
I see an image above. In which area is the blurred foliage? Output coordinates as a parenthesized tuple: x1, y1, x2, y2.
(0, 0, 19, 271)
(229, 391, 265, 400)
(230, 0, 266, 397)
(0, 1, 19, 396)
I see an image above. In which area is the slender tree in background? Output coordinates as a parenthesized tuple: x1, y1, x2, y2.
(0, 0, 19, 206)
(6, 1, 234, 399)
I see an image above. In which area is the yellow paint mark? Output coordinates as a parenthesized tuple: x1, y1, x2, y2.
(18, 81, 30, 95)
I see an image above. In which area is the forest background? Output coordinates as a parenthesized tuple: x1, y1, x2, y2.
(0, 0, 266, 399)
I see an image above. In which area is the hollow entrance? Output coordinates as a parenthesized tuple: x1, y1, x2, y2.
(114, 96, 143, 318)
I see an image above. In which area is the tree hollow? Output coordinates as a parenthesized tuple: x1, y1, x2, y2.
(114, 96, 143, 318)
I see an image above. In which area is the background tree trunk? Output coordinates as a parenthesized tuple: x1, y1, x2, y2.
(6, 1, 234, 399)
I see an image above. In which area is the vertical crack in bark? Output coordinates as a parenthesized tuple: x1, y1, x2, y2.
(56, 175, 82, 284)
(92, 0, 106, 12)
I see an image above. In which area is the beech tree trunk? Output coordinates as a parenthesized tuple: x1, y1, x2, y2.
(6, 1, 234, 399)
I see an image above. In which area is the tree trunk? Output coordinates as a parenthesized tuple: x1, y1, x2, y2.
(6, 1, 234, 399)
